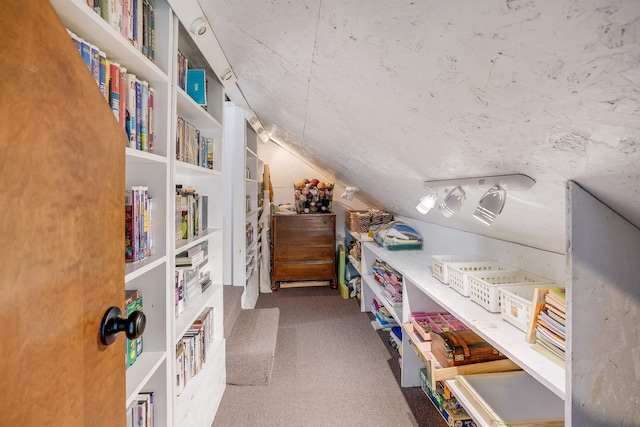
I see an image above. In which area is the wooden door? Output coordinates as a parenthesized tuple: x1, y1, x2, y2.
(0, 1, 127, 426)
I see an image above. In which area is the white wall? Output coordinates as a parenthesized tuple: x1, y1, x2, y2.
(260, 138, 371, 243)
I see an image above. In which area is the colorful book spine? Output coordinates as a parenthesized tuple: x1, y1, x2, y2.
(125, 189, 134, 262)
(125, 73, 137, 148)
(148, 87, 154, 152)
(135, 79, 142, 150)
(67, 30, 82, 55)
(109, 62, 121, 123)
(139, 80, 149, 152)
(119, 66, 127, 132)
(90, 44, 100, 87)
(81, 39, 92, 71)
(107, 0, 121, 33)
(98, 51, 108, 101)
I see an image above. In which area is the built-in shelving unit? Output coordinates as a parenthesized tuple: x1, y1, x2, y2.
(359, 240, 566, 425)
(51, 1, 227, 425)
(223, 103, 262, 309)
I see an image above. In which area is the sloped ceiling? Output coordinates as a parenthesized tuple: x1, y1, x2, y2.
(200, 0, 640, 253)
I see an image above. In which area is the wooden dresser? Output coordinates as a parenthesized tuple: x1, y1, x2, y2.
(271, 213, 337, 290)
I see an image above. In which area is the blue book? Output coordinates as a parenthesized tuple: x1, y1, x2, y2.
(186, 69, 207, 106)
(80, 39, 92, 71)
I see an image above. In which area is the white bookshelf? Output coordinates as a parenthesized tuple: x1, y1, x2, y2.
(223, 102, 262, 309)
(50, 1, 227, 425)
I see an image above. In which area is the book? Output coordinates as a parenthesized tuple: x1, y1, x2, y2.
(125, 73, 138, 148)
(125, 189, 134, 262)
(90, 43, 100, 87)
(148, 87, 154, 152)
(109, 62, 121, 123)
(80, 39, 92, 71)
(186, 69, 207, 106)
(98, 51, 108, 101)
(125, 289, 139, 368)
(139, 80, 149, 151)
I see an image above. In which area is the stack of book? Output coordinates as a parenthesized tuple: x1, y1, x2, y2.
(370, 296, 397, 330)
(371, 259, 403, 306)
(532, 287, 566, 366)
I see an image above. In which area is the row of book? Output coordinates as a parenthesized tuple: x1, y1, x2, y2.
(420, 369, 475, 427)
(125, 289, 143, 368)
(532, 287, 566, 366)
(126, 392, 154, 427)
(86, 0, 156, 63)
(175, 185, 208, 243)
(68, 30, 155, 152)
(175, 242, 212, 318)
(125, 186, 153, 263)
(176, 117, 215, 169)
(176, 307, 214, 396)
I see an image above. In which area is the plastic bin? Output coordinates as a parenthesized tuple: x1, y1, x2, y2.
(431, 255, 489, 284)
(499, 284, 553, 332)
(447, 261, 512, 297)
(467, 270, 553, 313)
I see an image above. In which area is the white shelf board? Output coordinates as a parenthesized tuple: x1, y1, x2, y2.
(174, 282, 222, 344)
(347, 228, 374, 242)
(125, 351, 167, 407)
(362, 242, 565, 399)
(176, 88, 222, 132)
(175, 227, 221, 253)
(126, 148, 168, 165)
(175, 160, 222, 177)
(125, 254, 167, 283)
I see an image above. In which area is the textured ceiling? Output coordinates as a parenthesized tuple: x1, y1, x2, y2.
(201, 0, 640, 253)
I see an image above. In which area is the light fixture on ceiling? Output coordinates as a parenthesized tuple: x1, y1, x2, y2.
(220, 68, 234, 81)
(473, 185, 507, 225)
(190, 18, 208, 36)
(438, 186, 466, 218)
(416, 187, 438, 214)
(422, 174, 535, 225)
(341, 187, 359, 201)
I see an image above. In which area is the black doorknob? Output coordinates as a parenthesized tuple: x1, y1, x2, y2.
(99, 306, 146, 346)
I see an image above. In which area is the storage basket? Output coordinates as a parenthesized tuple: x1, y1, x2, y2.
(499, 285, 553, 332)
(431, 255, 489, 284)
(467, 270, 553, 313)
(447, 262, 512, 297)
(410, 312, 468, 341)
(346, 209, 393, 233)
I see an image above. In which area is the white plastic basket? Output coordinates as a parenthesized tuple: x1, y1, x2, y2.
(467, 270, 553, 313)
(431, 255, 489, 284)
(499, 284, 552, 332)
(447, 261, 513, 297)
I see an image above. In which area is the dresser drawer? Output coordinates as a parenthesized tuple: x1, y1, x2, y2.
(275, 228, 335, 246)
(274, 245, 335, 262)
(273, 262, 335, 281)
(273, 214, 335, 230)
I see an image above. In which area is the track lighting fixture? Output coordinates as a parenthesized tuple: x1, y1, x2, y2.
(438, 186, 466, 218)
(341, 187, 359, 201)
(473, 185, 507, 225)
(190, 18, 208, 36)
(420, 174, 535, 225)
(416, 187, 438, 214)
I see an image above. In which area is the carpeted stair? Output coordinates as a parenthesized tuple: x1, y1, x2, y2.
(223, 285, 279, 386)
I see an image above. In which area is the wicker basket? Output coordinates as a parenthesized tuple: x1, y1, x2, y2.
(345, 209, 393, 233)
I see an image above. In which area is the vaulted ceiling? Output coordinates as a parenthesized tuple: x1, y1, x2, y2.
(201, 0, 640, 253)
